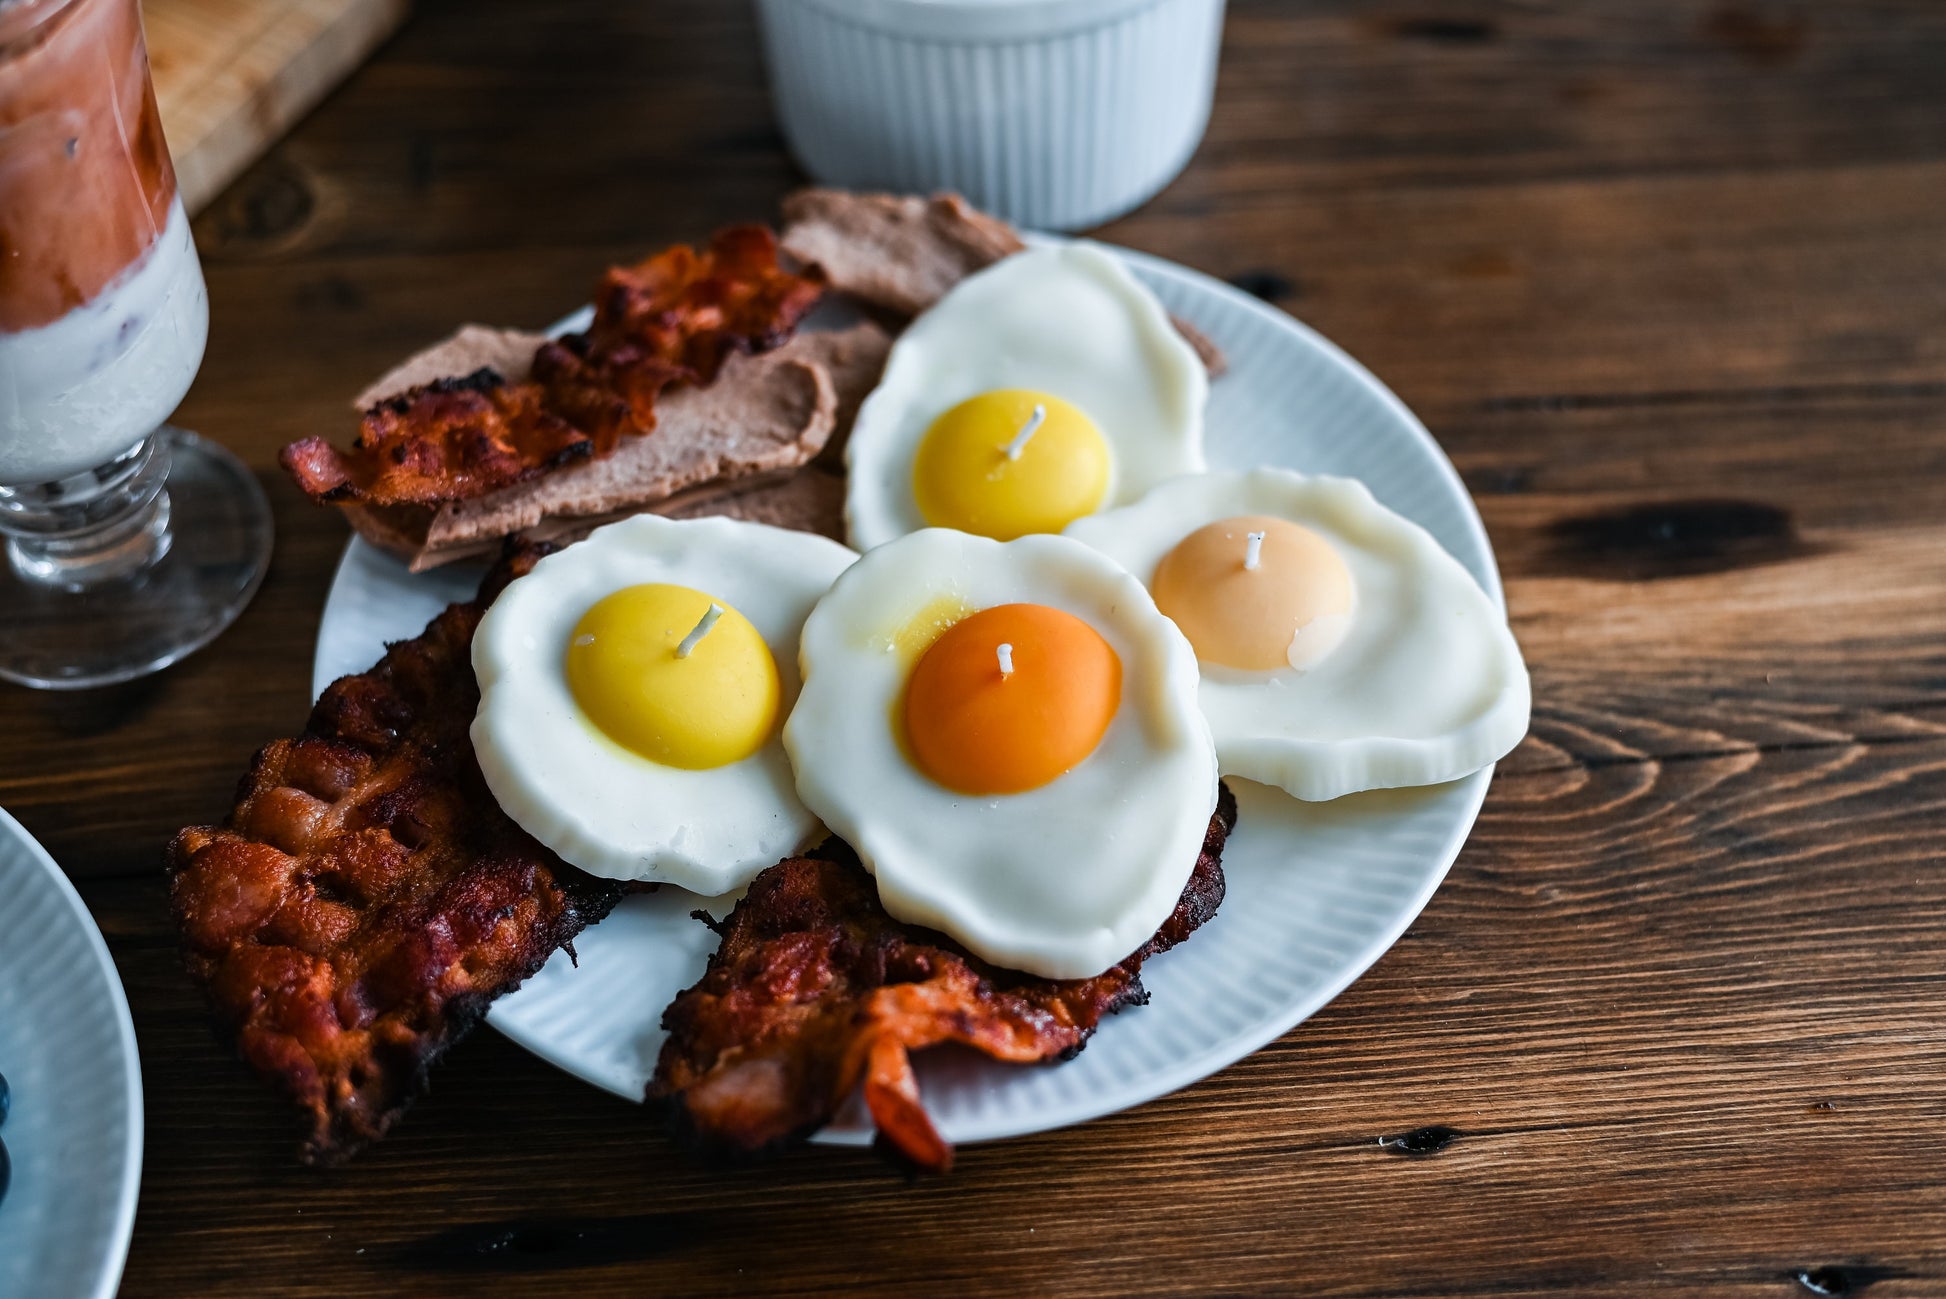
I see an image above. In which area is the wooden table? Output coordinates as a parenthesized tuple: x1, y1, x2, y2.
(6, 1, 1943, 1294)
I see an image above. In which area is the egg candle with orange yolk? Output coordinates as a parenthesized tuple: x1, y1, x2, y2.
(1151, 516, 1356, 672)
(783, 529, 1218, 980)
(903, 603, 1122, 795)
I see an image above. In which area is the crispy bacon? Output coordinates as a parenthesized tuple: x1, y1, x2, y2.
(599, 227, 829, 382)
(166, 542, 627, 1164)
(281, 226, 825, 507)
(532, 225, 828, 456)
(282, 369, 592, 506)
(651, 784, 1237, 1173)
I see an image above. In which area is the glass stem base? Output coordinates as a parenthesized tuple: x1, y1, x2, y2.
(0, 427, 273, 690)
(7, 478, 173, 589)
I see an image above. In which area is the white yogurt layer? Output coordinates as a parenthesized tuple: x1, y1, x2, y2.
(0, 197, 208, 485)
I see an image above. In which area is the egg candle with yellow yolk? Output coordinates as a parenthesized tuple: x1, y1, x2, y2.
(566, 582, 781, 770)
(471, 513, 858, 892)
(1151, 515, 1356, 672)
(911, 389, 1112, 541)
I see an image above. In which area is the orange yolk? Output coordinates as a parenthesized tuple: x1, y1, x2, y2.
(902, 603, 1122, 796)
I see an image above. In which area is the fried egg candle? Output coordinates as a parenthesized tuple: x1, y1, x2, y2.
(845, 243, 1208, 551)
(1066, 469, 1531, 801)
(471, 515, 855, 891)
(785, 529, 1218, 980)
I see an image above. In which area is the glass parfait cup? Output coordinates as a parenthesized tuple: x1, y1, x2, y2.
(0, 0, 271, 689)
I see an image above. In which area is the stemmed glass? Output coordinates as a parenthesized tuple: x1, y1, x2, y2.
(0, 0, 271, 689)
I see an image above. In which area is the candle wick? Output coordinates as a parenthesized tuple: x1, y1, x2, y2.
(675, 603, 725, 658)
(996, 642, 1015, 677)
(1003, 404, 1048, 461)
(1244, 531, 1266, 571)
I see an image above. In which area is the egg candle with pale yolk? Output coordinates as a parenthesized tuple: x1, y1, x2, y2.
(912, 389, 1111, 541)
(903, 602, 1122, 795)
(1151, 515, 1355, 672)
(1064, 469, 1533, 803)
(565, 583, 781, 770)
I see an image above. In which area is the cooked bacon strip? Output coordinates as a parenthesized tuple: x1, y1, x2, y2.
(283, 369, 593, 506)
(652, 783, 1237, 1172)
(281, 226, 824, 507)
(533, 225, 827, 457)
(166, 542, 626, 1165)
(575, 227, 826, 399)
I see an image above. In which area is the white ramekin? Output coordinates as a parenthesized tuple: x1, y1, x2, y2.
(754, 0, 1227, 232)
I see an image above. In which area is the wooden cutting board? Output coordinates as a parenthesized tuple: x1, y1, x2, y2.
(144, 0, 412, 213)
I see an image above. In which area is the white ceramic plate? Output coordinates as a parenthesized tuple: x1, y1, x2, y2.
(0, 808, 143, 1299)
(312, 244, 1502, 1148)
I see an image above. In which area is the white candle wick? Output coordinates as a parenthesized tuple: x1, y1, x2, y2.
(1244, 530, 1266, 571)
(1004, 404, 1048, 461)
(996, 642, 1015, 677)
(675, 603, 725, 658)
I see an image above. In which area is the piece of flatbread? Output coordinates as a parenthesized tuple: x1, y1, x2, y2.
(780, 187, 1227, 377)
(350, 325, 547, 410)
(670, 464, 848, 543)
(1166, 316, 1228, 379)
(780, 189, 1024, 319)
(340, 321, 892, 570)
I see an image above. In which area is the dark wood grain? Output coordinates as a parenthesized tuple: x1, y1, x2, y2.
(3, 0, 1944, 1294)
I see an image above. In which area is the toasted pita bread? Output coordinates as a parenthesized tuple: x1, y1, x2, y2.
(780, 190, 1024, 319)
(669, 464, 848, 542)
(350, 326, 547, 411)
(780, 188, 1226, 377)
(1166, 316, 1228, 379)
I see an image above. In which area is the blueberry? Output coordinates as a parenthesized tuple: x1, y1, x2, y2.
(0, 1069, 9, 1126)
(0, 1135, 9, 1206)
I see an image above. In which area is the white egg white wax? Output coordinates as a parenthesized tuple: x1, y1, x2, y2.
(471, 514, 856, 892)
(784, 529, 1218, 980)
(1065, 469, 1531, 801)
(844, 242, 1208, 551)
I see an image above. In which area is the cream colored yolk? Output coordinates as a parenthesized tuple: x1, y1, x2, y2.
(902, 603, 1122, 796)
(912, 389, 1111, 540)
(566, 583, 780, 770)
(1151, 516, 1355, 672)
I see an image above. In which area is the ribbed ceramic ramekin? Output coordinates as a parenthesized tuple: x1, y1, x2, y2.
(754, 0, 1226, 231)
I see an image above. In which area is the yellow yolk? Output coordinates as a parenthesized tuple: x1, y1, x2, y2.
(566, 583, 780, 770)
(883, 594, 973, 664)
(903, 603, 1122, 796)
(1151, 515, 1355, 671)
(912, 389, 1111, 540)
